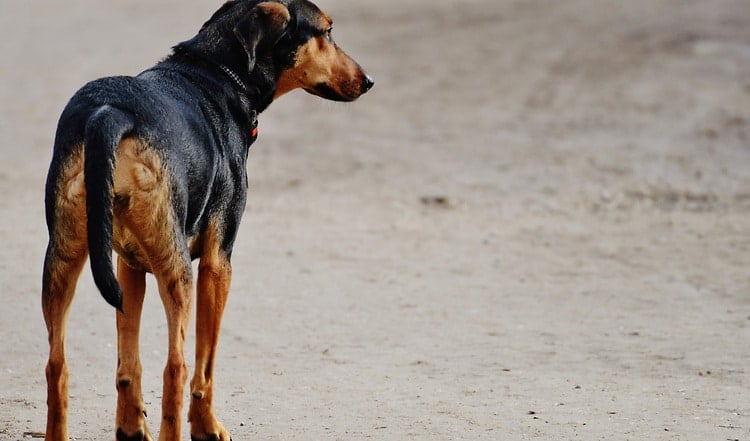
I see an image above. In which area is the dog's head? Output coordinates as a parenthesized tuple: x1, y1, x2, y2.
(269, 0, 374, 101)
(181, 0, 373, 103)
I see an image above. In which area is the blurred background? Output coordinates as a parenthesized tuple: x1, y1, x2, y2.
(1, 0, 749, 439)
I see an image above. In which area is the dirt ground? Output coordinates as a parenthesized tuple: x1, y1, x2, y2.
(1, 0, 750, 439)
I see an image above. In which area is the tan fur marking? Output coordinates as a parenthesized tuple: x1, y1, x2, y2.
(51, 145, 88, 261)
(274, 34, 364, 100)
(188, 219, 232, 441)
(43, 145, 89, 441)
(257, 2, 291, 30)
(155, 265, 192, 441)
(42, 252, 84, 441)
(114, 138, 160, 193)
(111, 137, 176, 273)
(115, 258, 153, 441)
(315, 12, 332, 30)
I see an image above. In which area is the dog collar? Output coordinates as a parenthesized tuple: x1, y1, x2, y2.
(219, 64, 248, 91)
(250, 110, 259, 139)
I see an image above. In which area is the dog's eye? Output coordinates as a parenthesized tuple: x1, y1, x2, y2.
(325, 27, 333, 42)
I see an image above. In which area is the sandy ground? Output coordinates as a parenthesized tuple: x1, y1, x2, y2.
(1, 0, 750, 439)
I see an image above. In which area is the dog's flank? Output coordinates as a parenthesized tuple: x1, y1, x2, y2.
(41, 1, 372, 440)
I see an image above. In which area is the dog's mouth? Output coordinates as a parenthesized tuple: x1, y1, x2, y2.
(306, 83, 352, 102)
(306, 75, 374, 102)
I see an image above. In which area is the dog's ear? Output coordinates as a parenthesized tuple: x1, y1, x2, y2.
(233, 2, 291, 72)
(200, 0, 238, 33)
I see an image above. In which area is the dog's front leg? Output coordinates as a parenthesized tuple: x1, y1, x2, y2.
(188, 243, 232, 441)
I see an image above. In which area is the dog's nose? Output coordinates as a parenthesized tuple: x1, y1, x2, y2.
(362, 74, 374, 93)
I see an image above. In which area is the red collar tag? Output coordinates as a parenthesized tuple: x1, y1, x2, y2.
(250, 110, 258, 139)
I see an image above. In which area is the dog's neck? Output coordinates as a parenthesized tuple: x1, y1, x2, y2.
(168, 45, 280, 112)
(218, 63, 248, 92)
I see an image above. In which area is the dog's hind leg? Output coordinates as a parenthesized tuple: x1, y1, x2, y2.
(188, 224, 232, 441)
(127, 228, 192, 441)
(154, 258, 192, 441)
(42, 247, 86, 441)
(115, 257, 153, 441)
(42, 147, 88, 441)
(111, 139, 193, 441)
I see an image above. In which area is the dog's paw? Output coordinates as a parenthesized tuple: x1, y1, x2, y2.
(190, 424, 231, 441)
(116, 427, 153, 441)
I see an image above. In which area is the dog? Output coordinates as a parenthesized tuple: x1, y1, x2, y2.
(41, 1, 372, 440)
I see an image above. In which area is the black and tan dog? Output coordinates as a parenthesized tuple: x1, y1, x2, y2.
(41, 1, 372, 440)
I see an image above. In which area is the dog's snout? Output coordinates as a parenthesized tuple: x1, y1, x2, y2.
(361, 74, 374, 93)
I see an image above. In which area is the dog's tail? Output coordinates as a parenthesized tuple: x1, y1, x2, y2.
(83, 105, 134, 312)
